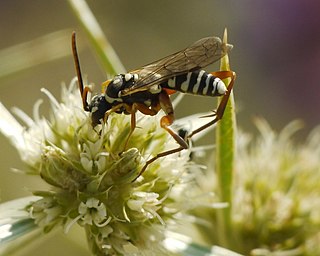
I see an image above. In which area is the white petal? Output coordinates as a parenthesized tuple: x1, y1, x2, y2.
(86, 198, 99, 208)
(127, 199, 144, 212)
(0, 102, 25, 149)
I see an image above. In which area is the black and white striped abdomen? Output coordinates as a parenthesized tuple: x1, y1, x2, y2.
(160, 70, 227, 97)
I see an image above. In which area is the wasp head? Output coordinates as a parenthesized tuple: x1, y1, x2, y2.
(88, 94, 113, 126)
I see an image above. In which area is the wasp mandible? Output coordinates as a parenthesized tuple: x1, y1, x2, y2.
(71, 32, 235, 177)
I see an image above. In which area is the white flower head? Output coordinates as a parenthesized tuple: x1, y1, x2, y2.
(232, 119, 320, 254)
(0, 79, 219, 255)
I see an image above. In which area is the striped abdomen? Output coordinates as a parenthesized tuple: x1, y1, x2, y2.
(160, 70, 227, 97)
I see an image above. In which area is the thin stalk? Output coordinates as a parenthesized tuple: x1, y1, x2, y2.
(215, 28, 236, 247)
(68, 0, 126, 75)
(0, 30, 73, 79)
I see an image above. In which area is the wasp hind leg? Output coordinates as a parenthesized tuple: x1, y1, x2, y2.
(133, 90, 188, 181)
(158, 90, 189, 149)
(133, 71, 236, 181)
(187, 71, 236, 138)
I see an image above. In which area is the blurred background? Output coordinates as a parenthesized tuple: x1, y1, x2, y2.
(0, 0, 320, 254)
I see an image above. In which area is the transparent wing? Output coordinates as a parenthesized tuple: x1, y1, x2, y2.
(121, 36, 232, 96)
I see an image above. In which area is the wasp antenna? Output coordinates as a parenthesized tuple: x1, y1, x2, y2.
(72, 32, 89, 110)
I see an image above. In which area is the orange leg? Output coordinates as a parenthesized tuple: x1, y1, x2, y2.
(124, 102, 161, 150)
(101, 103, 136, 150)
(124, 104, 136, 150)
(82, 86, 91, 111)
(135, 103, 160, 116)
(159, 90, 188, 149)
(133, 146, 185, 181)
(103, 103, 129, 123)
(133, 91, 188, 181)
(211, 70, 235, 80)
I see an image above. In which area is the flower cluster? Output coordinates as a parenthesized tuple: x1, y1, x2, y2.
(0, 79, 218, 255)
(233, 119, 320, 255)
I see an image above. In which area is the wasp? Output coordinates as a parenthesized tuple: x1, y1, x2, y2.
(71, 32, 235, 177)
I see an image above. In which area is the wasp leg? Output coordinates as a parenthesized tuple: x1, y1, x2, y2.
(132, 146, 185, 182)
(101, 103, 135, 150)
(133, 73, 235, 181)
(132, 91, 189, 181)
(82, 86, 91, 111)
(103, 103, 127, 123)
(211, 70, 236, 80)
(159, 90, 189, 149)
(134, 103, 160, 116)
(187, 71, 236, 138)
(124, 104, 136, 150)
(123, 103, 160, 150)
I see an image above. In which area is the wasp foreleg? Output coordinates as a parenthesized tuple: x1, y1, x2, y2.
(81, 86, 91, 111)
(103, 103, 126, 123)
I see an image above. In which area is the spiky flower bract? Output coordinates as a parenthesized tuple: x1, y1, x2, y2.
(0, 79, 220, 255)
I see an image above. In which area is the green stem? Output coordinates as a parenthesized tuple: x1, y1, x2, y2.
(68, 0, 126, 75)
(215, 28, 236, 248)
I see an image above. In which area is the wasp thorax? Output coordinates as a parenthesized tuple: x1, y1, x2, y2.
(106, 75, 124, 98)
(124, 73, 132, 82)
(124, 73, 139, 82)
(106, 73, 139, 100)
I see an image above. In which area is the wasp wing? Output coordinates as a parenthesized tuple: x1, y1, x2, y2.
(121, 36, 232, 96)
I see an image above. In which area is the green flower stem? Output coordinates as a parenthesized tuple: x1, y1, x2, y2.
(68, 0, 126, 75)
(215, 29, 236, 247)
